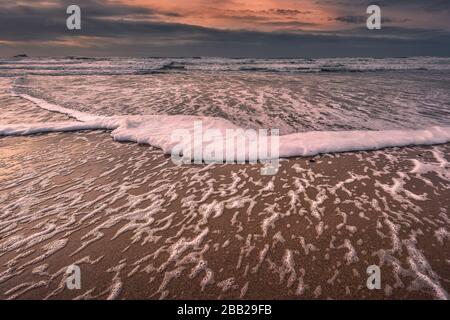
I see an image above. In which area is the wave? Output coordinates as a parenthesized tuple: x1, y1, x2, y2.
(2, 92, 450, 160)
(161, 62, 186, 70)
(1, 57, 450, 77)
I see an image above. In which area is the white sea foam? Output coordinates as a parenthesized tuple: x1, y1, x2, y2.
(1, 93, 450, 160)
(278, 127, 450, 157)
(16, 93, 98, 122)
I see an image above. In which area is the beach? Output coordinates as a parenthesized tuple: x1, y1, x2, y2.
(0, 57, 449, 300)
(1, 130, 449, 299)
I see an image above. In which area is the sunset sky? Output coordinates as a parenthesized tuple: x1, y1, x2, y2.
(1, 0, 450, 57)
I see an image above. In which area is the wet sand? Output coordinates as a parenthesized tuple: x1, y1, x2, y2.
(0, 131, 449, 300)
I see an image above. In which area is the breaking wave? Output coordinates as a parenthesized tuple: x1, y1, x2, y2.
(1, 56, 450, 77)
(1, 92, 449, 160)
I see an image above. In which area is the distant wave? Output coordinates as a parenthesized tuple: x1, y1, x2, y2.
(1, 57, 449, 77)
(161, 61, 186, 70)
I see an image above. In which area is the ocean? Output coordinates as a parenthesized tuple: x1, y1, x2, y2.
(1, 56, 449, 160)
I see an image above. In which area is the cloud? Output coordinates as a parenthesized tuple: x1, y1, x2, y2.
(335, 15, 394, 24)
(335, 16, 367, 24)
(0, 0, 449, 57)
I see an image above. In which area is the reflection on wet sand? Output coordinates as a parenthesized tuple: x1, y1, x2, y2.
(1, 131, 449, 300)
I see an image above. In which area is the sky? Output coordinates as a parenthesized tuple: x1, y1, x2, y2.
(1, 0, 450, 57)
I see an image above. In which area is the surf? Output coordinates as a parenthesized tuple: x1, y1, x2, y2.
(1, 91, 449, 161)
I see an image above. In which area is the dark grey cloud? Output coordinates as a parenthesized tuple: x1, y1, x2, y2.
(376, 0, 450, 11)
(335, 16, 367, 24)
(0, 0, 190, 41)
(266, 9, 310, 15)
(211, 14, 319, 29)
(0, 0, 449, 57)
(316, 0, 450, 11)
(335, 16, 394, 24)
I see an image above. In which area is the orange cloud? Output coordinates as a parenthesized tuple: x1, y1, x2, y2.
(121, 0, 338, 31)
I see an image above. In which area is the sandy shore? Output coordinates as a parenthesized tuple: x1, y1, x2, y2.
(0, 129, 449, 300)
(0, 77, 449, 299)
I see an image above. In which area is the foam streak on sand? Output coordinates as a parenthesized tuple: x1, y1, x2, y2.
(1, 132, 448, 300)
(1, 92, 450, 159)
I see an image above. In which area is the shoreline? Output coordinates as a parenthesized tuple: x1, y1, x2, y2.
(1, 131, 449, 299)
